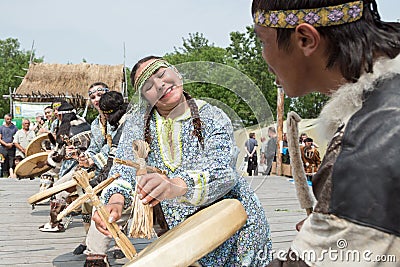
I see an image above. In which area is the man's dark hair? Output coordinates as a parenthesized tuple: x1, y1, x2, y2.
(304, 137, 314, 143)
(251, 0, 400, 82)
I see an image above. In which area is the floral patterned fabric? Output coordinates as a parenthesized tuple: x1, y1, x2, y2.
(103, 99, 272, 266)
(86, 115, 112, 171)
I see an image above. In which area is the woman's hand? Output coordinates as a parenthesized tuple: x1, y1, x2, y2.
(137, 173, 187, 207)
(92, 193, 125, 237)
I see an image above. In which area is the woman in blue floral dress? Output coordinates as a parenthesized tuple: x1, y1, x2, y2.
(92, 56, 273, 266)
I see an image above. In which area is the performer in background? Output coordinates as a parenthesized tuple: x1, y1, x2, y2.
(39, 101, 91, 232)
(38, 101, 63, 196)
(252, 0, 400, 265)
(70, 82, 110, 255)
(300, 137, 320, 182)
(83, 90, 130, 265)
(91, 56, 272, 266)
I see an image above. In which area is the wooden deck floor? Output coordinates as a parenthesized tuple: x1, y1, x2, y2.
(0, 175, 307, 266)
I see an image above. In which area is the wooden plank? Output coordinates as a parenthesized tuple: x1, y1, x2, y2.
(0, 174, 304, 266)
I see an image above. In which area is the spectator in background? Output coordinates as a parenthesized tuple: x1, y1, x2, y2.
(282, 133, 290, 164)
(14, 118, 36, 158)
(0, 114, 18, 177)
(245, 132, 258, 176)
(260, 136, 267, 166)
(265, 126, 277, 175)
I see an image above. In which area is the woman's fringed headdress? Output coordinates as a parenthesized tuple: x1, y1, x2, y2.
(253, 0, 364, 28)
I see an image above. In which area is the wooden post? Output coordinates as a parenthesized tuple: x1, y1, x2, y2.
(9, 87, 13, 116)
(276, 85, 284, 176)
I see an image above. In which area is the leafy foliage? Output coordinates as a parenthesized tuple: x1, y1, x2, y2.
(289, 93, 330, 119)
(1, 29, 329, 124)
(164, 29, 329, 124)
(0, 38, 43, 117)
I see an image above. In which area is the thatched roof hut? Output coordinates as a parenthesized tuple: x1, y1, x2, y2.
(13, 62, 126, 107)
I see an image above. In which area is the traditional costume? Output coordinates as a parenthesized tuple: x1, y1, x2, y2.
(300, 138, 321, 181)
(103, 98, 273, 266)
(39, 101, 91, 232)
(254, 2, 400, 264)
(84, 113, 130, 265)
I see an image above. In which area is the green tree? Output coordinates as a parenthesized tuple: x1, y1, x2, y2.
(289, 93, 329, 119)
(228, 26, 330, 120)
(164, 33, 265, 127)
(227, 26, 278, 124)
(0, 38, 43, 117)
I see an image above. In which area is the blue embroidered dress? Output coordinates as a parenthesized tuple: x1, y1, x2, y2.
(86, 115, 112, 171)
(103, 100, 272, 266)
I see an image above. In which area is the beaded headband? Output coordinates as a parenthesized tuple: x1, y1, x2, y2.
(133, 59, 171, 92)
(88, 87, 109, 96)
(58, 109, 76, 115)
(52, 102, 61, 109)
(102, 109, 114, 114)
(253, 0, 363, 28)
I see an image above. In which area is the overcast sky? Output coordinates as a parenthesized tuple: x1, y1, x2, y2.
(1, 0, 399, 68)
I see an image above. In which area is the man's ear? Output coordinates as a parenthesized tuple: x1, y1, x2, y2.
(294, 23, 321, 57)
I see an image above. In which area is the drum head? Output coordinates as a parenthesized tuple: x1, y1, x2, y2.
(25, 134, 50, 156)
(126, 199, 247, 267)
(15, 152, 51, 178)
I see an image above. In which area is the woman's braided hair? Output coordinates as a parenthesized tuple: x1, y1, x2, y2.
(184, 91, 204, 149)
(131, 56, 204, 149)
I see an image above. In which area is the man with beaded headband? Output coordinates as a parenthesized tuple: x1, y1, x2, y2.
(70, 82, 111, 255)
(252, 0, 400, 266)
(90, 56, 273, 266)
